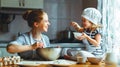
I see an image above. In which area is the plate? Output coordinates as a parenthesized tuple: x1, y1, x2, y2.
(51, 59, 77, 67)
(51, 64, 70, 67)
(16, 61, 40, 67)
(16, 59, 77, 67)
(16, 61, 53, 67)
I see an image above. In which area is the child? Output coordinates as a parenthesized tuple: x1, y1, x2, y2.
(63, 7, 104, 60)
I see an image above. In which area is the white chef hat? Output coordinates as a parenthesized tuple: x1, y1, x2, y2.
(81, 8, 102, 25)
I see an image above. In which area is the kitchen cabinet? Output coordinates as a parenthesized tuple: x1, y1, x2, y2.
(0, 0, 43, 9)
(24, 0, 43, 9)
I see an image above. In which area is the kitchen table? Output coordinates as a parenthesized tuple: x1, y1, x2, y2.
(1, 63, 119, 67)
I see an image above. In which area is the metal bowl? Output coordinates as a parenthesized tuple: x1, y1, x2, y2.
(36, 48, 62, 61)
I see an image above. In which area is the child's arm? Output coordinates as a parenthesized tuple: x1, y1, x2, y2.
(70, 22, 84, 32)
(64, 55, 77, 61)
(64, 55, 71, 60)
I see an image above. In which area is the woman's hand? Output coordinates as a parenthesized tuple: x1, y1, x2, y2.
(32, 42, 44, 49)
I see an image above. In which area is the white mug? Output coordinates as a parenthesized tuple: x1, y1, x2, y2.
(77, 56, 87, 64)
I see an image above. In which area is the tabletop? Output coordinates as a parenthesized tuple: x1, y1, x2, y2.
(2, 63, 119, 67)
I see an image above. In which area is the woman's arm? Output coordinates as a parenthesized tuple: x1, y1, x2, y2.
(7, 42, 44, 54)
(7, 44, 33, 54)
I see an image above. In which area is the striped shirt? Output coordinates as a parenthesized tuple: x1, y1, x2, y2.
(84, 29, 99, 45)
(83, 29, 103, 57)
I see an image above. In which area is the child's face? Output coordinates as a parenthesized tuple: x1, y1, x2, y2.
(82, 17, 92, 29)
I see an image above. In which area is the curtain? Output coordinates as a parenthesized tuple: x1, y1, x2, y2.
(97, 0, 120, 52)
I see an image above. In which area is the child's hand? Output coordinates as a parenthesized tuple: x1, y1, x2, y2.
(70, 22, 81, 29)
(64, 55, 77, 61)
(76, 33, 88, 40)
(64, 55, 71, 60)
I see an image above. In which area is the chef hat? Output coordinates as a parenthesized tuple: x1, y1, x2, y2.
(81, 8, 102, 25)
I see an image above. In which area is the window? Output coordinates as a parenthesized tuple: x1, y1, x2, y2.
(98, 0, 120, 52)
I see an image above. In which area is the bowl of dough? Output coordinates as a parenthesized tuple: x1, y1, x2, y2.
(87, 57, 103, 64)
(73, 32, 82, 38)
(36, 48, 62, 61)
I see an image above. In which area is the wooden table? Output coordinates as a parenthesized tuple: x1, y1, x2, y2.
(2, 63, 119, 67)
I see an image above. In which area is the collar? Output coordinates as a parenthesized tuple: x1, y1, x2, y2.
(29, 31, 47, 48)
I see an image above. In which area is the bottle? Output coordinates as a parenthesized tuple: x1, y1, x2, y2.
(105, 45, 118, 65)
(18, 32, 22, 37)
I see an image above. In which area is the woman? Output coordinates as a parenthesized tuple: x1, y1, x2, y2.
(7, 9, 51, 60)
(64, 8, 104, 60)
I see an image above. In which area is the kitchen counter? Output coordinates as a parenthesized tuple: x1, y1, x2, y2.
(0, 41, 10, 47)
(0, 43, 8, 47)
(50, 43, 85, 48)
(0, 42, 85, 48)
(0, 42, 17, 57)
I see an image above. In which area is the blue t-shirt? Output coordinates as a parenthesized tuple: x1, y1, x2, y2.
(9, 32, 50, 60)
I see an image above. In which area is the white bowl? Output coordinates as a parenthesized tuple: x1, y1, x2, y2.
(73, 32, 82, 38)
(37, 48, 62, 61)
(87, 57, 103, 64)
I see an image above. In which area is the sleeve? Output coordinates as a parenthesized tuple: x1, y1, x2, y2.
(95, 30, 102, 36)
(9, 35, 26, 45)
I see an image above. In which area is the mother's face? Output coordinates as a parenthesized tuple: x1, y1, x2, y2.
(35, 13, 50, 32)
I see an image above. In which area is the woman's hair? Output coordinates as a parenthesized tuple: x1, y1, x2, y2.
(23, 9, 46, 28)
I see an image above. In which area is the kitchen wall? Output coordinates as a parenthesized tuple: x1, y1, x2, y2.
(44, 0, 83, 40)
(82, 0, 97, 9)
(0, 0, 97, 41)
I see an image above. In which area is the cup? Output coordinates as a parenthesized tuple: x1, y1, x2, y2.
(77, 56, 87, 64)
